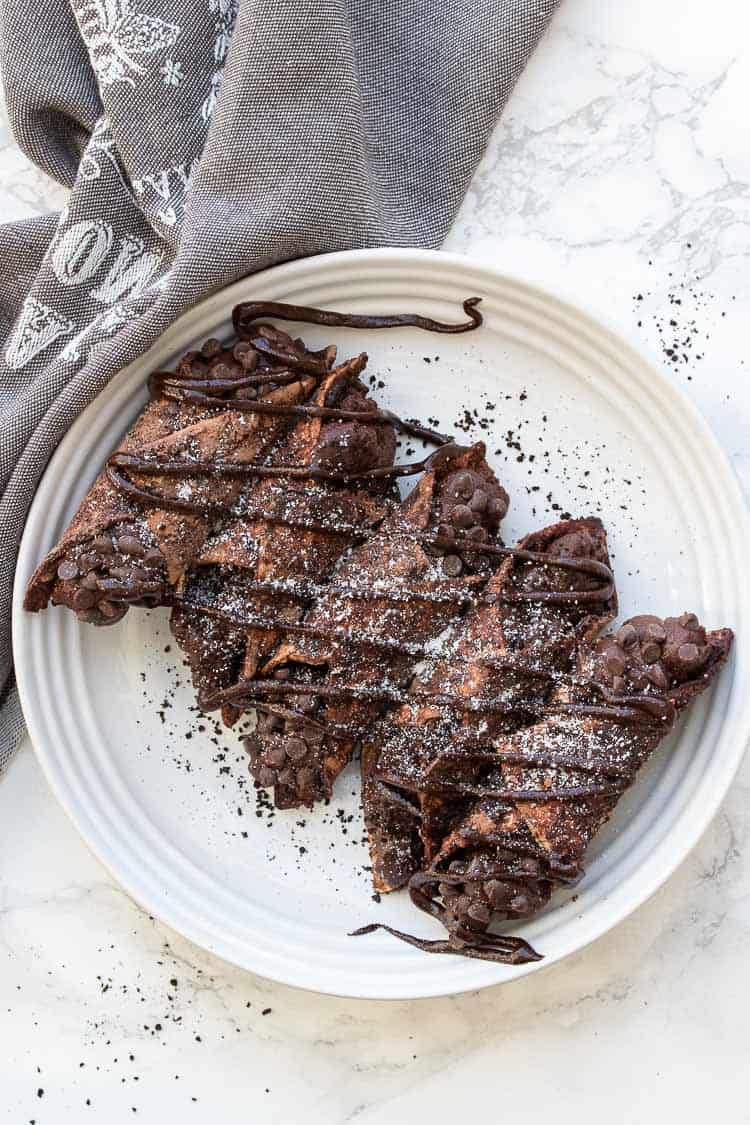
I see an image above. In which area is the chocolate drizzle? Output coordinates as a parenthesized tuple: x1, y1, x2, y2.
(232, 298, 484, 337)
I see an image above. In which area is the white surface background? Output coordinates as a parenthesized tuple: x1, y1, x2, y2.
(2, 1, 749, 1120)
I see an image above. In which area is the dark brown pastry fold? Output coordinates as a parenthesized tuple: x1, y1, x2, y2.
(235, 442, 510, 807)
(398, 612, 732, 962)
(23, 327, 331, 624)
(170, 355, 398, 720)
(362, 517, 618, 893)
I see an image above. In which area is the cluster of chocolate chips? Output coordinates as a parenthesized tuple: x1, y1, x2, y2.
(521, 526, 607, 596)
(436, 851, 549, 933)
(596, 612, 712, 695)
(175, 325, 337, 404)
(430, 468, 509, 578)
(53, 525, 165, 625)
(245, 698, 326, 807)
(312, 388, 397, 476)
(176, 337, 266, 401)
(245, 323, 337, 375)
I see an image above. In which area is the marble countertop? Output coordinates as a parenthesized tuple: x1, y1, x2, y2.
(2, 1, 749, 1121)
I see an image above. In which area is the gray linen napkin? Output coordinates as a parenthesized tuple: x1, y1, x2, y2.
(0, 0, 560, 766)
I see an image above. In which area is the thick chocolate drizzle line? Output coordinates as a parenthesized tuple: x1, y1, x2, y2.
(232, 298, 484, 337)
(182, 591, 669, 729)
(205, 674, 669, 729)
(348, 922, 541, 965)
(145, 379, 451, 447)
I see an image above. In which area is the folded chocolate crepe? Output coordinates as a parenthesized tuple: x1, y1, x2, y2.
(362, 518, 618, 893)
(394, 611, 733, 963)
(238, 442, 509, 807)
(23, 323, 335, 625)
(170, 354, 398, 721)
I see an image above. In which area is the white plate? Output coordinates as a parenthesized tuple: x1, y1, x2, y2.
(13, 249, 750, 999)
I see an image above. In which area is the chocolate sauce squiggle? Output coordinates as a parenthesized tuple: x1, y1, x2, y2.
(232, 298, 484, 337)
(349, 922, 540, 965)
(205, 676, 668, 728)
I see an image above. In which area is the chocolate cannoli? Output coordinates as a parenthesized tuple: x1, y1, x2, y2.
(170, 353, 398, 719)
(236, 442, 509, 808)
(394, 612, 733, 962)
(23, 326, 331, 624)
(363, 518, 618, 893)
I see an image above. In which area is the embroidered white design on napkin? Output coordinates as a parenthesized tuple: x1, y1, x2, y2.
(74, 0, 180, 89)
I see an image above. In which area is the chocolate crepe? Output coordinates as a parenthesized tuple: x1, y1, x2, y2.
(362, 518, 618, 892)
(23, 324, 333, 624)
(238, 442, 509, 807)
(395, 612, 733, 962)
(170, 354, 398, 721)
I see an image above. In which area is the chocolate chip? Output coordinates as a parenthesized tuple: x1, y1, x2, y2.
(678, 642, 699, 664)
(72, 587, 97, 611)
(273, 667, 290, 680)
(285, 737, 308, 762)
(212, 362, 230, 379)
(57, 560, 79, 581)
(244, 736, 261, 756)
(451, 504, 474, 529)
(611, 675, 626, 695)
(436, 523, 453, 543)
(258, 712, 283, 733)
(232, 342, 258, 370)
(79, 552, 100, 572)
(647, 664, 669, 690)
(605, 652, 626, 677)
(509, 893, 531, 915)
(616, 623, 638, 648)
(201, 337, 222, 358)
(303, 724, 324, 747)
(265, 743, 288, 769)
(257, 766, 276, 788)
(143, 548, 164, 566)
(466, 525, 488, 542)
(82, 572, 100, 591)
(92, 535, 115, 554)
(487, 496, 507, 523)
(646, 623, 667, 642)
(454, 472, 475, 500)
(641, 642, 661, 664)
(296, 695, 317, 713)
(678, 613, 699, 629)
(117, 535, 145, 557)
(277, 767, 296, 789)
(469, 489, 488, 514)
(442, 554, 463, 577)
